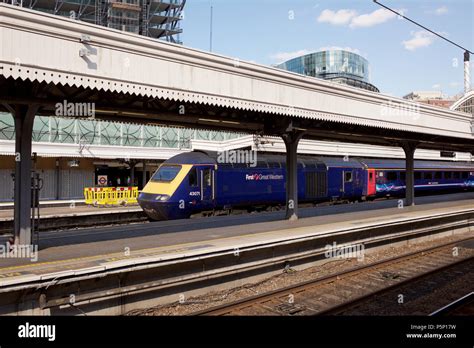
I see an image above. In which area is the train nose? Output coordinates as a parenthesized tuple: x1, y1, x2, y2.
(138, 192, 170, 220)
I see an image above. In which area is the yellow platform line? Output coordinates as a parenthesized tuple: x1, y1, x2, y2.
(0, 225, 302, 273)
(1, 204, 466, 274)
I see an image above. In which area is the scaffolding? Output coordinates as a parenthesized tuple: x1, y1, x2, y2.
(2, 0, 185, 43)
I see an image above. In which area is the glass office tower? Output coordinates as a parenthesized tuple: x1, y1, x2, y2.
(276, 50, 379, 92)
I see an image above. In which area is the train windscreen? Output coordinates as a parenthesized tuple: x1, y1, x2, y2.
(151, 165, 182, 182)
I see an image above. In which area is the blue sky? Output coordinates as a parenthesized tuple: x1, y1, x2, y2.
(181, 0, 473, 97)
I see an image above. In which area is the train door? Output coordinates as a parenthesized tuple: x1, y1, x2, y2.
(342, 170, 354, 197)
(367, 169, 376, 196)
(200, 166, 215, 205)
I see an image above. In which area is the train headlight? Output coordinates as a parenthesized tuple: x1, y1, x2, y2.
(154, 194, 170, 201)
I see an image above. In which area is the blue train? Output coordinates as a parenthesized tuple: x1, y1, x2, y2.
(138, 150, 474, 220)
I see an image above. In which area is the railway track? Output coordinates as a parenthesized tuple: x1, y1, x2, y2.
(430, 292, 474, 316)
(192, 237, 474, 316)
(321, 257, 474, 315)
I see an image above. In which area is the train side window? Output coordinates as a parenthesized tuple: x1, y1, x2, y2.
(188, 167, 198, 187)
(369, 172, 374, 180)
(424, 172, 433, 180)
(461, 172, 469, 179)
(400, 172, 406, 181)
(387, 172, 397, 181)
(434, 172, 442, 180)
(203, 169, 211, 186)
(256, 160, 268, 168)
(453, 172, 460, 179)
(444, 172, 452, 179)
(268, 161, 281, 168)
(414, 172, 422, 180)
(344, 171, 353, 182)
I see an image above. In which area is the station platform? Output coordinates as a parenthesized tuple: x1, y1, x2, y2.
(0, 203, 144, 235)
(0, 199, 85, 210)
(0, 204, 141, 222)
(0, 191, 473, 287)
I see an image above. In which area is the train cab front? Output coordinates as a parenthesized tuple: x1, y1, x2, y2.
(138, 164, 191, 220)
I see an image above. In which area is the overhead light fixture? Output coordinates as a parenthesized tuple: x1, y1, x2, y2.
(95, 109, 117, 114)
(68, 160, 80, 167)
(199, 118, 220, 123)
(121, 111, 148, 117)
(199, 118, 241, 125)
(94, 110, 148, 117)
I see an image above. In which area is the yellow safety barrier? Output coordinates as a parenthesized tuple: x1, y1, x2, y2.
(128, 187, 139, 204)
(115, 187, 126, 205)
(84, 188, 94, 205)
(83, 187, 139, 207)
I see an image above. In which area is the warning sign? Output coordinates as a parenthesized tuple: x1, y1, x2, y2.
(98, 175, 108, 186)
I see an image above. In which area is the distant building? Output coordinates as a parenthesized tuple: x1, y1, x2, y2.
(275, 49, 379, 92)
(0, 112, 241, 201)
(403, 91, 456, 109)
(403, 91, 443, 100)
(450, 90, 474, 116)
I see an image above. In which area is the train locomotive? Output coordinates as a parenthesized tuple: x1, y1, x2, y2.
(138, 150, 474, 221)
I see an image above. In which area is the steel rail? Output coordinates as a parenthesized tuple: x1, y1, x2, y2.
(192, 237, 474, 316)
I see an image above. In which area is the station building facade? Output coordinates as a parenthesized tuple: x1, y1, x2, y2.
(0, 112, 241, 201)
(275, 50, 379, 92)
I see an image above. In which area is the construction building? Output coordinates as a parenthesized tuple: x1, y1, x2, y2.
(2, 0, 185, 43)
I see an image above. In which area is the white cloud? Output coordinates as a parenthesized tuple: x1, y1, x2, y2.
(402, 31, 435, 51)
(449, 82, 460, 87)
(317, 9, 357, 25)
(270, 49, 313, 63)
(349, 8, 397, 28)
(435, 6, 448, 15)
(317, 8, 401, 29)
(432, 83, 441, 89)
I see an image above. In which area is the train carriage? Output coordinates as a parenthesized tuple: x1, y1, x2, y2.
(360, 159, 474, 198)
(138, 151, 474, 221)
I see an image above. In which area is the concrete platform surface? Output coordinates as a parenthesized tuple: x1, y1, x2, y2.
(0, 204, 142, 221)
(0, 192, 473, 286)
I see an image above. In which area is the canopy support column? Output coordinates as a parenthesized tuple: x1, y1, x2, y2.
(402, 142, 417, 207)
(11, 104, 38, 246)
(282, 130, 305, 220)
(142, 161, 147, 189)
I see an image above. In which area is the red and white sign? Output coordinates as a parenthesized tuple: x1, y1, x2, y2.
(97, 175, 108, 186)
